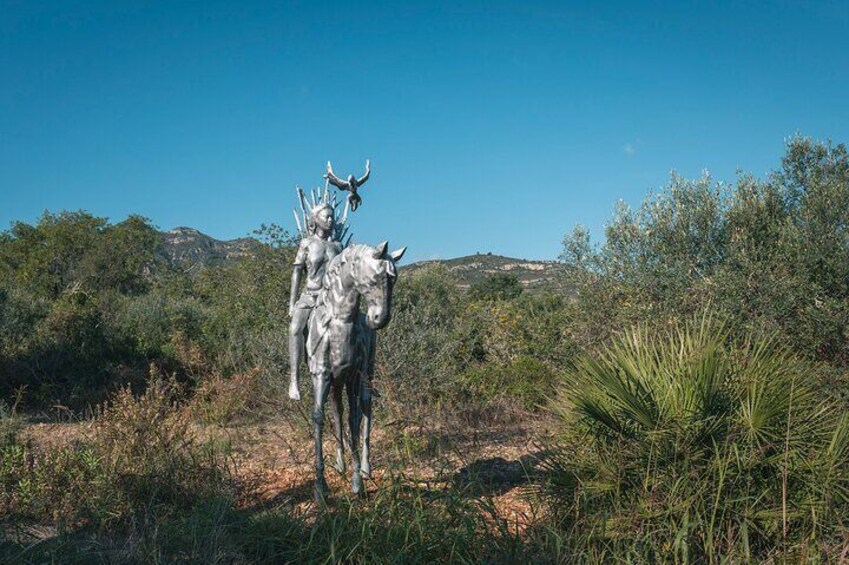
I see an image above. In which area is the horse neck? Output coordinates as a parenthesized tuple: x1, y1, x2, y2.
(320, 248, 361, 322)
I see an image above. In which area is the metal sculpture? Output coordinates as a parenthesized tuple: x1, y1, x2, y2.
(324, 159, 370, 212)
(288, 183, 349, 401)
(288, 161, 406, 499)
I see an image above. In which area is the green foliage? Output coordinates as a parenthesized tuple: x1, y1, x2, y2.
(2, 136, 849, 561)
(457, 355, 557, 409)
(1, 376, 539, 564)
(376, 265, 573, 420)
(101, 287, 208, 360)
(193, 228, 295, 376)
(469, 273, 523, 301)
(561, 136, 849, 367)
(376, 264, 470, 417)
(0, 212, 165, 405)
(0, 211, 159, 299)
(0, 213, 298, 409)
(542, 313, 849, 562)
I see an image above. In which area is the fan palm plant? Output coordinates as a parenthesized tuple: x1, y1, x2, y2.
(541, 313, 849, 563)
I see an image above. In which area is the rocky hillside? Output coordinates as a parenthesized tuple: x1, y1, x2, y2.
(158, 229, 567, 293)
(406, 253, 568, 293)
(158, 227, 260, 270)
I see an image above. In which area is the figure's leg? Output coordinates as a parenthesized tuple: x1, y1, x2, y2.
(312, 370, 331, 501)
(288, 308, 309, 400)
(347, 376, 364, 495)
(329, 383, 346, 475)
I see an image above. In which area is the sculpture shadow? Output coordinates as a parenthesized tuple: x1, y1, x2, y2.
(452, 453, 542, 498)
(257, 479, 317, 510)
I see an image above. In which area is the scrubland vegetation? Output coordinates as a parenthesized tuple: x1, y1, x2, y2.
(1, 136, 848, 562)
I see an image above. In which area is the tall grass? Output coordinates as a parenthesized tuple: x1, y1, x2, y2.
(541, 313, 849, 563)
(0, 374, 232, 540)
(0, 374, 544, 564)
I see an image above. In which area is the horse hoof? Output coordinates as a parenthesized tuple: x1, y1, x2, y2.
(314, 481, 329, 505)
(288, 385, 301, 401)
(335, 462, 346, 475)
(351, 473, 364, 496)
(361, 463, 371, 478)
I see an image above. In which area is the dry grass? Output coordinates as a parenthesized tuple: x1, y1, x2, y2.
(1, 377, 555, 563)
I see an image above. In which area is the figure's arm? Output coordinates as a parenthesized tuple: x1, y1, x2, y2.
(289, 240, 308, 316)
(289, 264, 303, 316)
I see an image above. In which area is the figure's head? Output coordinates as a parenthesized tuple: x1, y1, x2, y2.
(354, 242, 407, 329)
(310, 203, 334, 234)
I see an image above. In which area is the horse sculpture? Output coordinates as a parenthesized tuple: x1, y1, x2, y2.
(305, 241, 405, 498)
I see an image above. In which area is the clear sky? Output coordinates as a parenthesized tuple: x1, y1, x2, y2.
(2, 1, 848, 262)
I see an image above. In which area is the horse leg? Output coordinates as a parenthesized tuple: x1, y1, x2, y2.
(312, 370, 331, 502)
(361, 333, 377, 477)
(360, 377, 373, 478)
(329, 383, 346, 475)
(347, 376, 364, 496)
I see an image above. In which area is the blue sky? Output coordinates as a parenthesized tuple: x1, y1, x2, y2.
(2, 1, 848, 262)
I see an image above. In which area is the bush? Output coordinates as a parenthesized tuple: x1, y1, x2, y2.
(0, 373, 232, 533)
(102, 288, 208, 361)
(376, 265, 471, 418)
(0, 212, 165, 407)
(469, 273, 523, 301)
(192, 231, 294, 380)
(191, 370, 263, 425)
(541, 313, 849, 562)
(560, 137, 849, 367)
(457, 355, 557, 410)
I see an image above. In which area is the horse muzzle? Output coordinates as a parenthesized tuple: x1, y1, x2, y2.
(366, 309, 390, 330)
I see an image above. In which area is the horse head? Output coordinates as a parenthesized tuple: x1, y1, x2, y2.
(353, 241, 406, 329)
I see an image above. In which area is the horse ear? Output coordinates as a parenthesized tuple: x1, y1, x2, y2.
(373, 241, 388, 259)
(389, 247, 407, 263)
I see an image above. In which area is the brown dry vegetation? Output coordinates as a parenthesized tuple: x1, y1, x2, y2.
(2, 377, 557, 563)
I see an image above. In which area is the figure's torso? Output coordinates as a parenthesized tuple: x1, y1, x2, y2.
(303, 236, 342, 292)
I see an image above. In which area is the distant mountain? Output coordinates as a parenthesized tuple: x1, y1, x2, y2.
(158, 227, 260, 270)
(157, 229, 569, 293)
(405, 253, 568, 293)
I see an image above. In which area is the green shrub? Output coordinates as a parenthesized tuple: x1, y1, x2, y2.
(102, 288, 208, 360)
(469, 273, 523, 301)
(457, 355, 557, 410)
(561, 137, 849, 368)
(376, 265, 472, 418)
(541, 313, 849, 562)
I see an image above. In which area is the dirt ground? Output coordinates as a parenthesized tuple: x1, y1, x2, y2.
(18, 406, 556, 534)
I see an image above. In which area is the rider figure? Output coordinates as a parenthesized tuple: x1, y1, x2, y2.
(288, 203, 342, 400)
